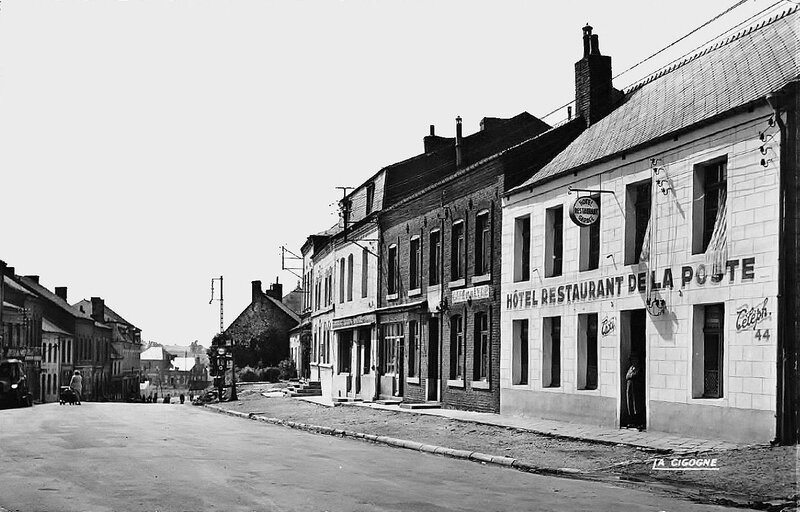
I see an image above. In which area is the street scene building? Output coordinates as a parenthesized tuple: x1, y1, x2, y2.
(501, 12, 799, 443)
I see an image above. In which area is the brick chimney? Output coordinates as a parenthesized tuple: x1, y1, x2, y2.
(55, 287, 68, 302)
(267, 278, 283, 300)
(423, 124, 452, 153)
(251, 280, 263, 302)
(91, 297, 105, 323)
(574, 24, 620, 126)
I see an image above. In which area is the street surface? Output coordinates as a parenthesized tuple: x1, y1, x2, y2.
(0, 403, 749, 512)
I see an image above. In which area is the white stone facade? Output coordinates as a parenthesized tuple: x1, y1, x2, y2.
(500, 105, 780, 442)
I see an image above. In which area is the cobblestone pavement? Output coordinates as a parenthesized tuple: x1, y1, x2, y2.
(212, 383, 798, 508)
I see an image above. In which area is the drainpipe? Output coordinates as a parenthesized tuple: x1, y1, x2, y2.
(767, 89, 797, 445)
(374, 227, 383, 402)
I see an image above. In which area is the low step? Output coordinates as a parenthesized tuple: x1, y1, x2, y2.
(375, 399, 403, 406)
(332, 397, 364, 403)
(399, 402, 441, 410)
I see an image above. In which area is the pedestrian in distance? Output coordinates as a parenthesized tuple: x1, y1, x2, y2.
(68, 370, 82, 405)
(179, 393, 185, 404)
(163, 394, 170, 404)
(153, 392, 158, 404)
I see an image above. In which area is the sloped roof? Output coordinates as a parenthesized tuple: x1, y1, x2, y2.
(4, 276, 33, 296)
(17, 276, 94, 321)
(42, 317, 70, 335)
(515, 7, 800, 191)
(73, 299, 138, 330)
(171, 356, 195, 372)
(141, 346, 173, 361)
(281, 286, 303, 315)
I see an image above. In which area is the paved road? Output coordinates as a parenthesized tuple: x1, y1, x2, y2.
(0, 403, 745, 512)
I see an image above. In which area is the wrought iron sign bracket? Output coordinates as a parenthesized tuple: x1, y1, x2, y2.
(567, 186, 615, 195)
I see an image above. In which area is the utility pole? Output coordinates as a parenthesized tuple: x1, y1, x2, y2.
(210, 276, 223, 333)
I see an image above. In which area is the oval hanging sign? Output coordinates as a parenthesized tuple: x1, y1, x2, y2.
(569, 196, 600, 227)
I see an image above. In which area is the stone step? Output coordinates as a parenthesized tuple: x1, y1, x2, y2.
(287, 390, 322, 397)
(375, 399, 403, 406)
(399, 402, 441, 410)
(332, 397, 363, 403)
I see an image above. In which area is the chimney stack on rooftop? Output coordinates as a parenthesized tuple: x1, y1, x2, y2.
(267, 277, 283, 300)
(252, 280, 263, 302)
(25, 275, 39, 284)
(455, 116, 463, 167)
(55, 287, 68, 302)
(91, 297, 105, 323)
(575, 24, 620, 127)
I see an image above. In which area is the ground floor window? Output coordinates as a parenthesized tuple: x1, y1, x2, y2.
(408, 320, 420, 378)
(338, 331, 352, 373)
(449, 315, 464, 380)
(381, 323, 403, 374)
(693, 304, 724, 398)
(473, 312, 489, 381)
(512, 319, 528, 385)
(542, 316, 561, 388)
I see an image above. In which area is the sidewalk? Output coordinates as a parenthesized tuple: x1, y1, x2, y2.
(331, 399, 748, 454)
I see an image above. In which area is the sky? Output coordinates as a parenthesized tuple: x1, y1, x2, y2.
(0, 0, 788, 347)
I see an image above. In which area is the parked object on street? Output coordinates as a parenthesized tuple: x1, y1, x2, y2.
(0, 359, 33, 408)
(59, 386, 80, 405)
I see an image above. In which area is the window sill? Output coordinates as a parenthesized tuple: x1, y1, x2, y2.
(447, 379, 465, 388)
(338, 371, 351, 376)
(428, 284, 441, 293)
(448, 279, 466, 289)
(386, 293, 399, 301)
(407, 376, 421, 385)
(408, 288, 422, 298)
(471, 380, 490, 390)
(472, 274, 491, 284)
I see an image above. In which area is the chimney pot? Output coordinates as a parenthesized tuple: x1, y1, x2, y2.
(582, 24, 593, 56)
(591, 34, 600, 55)
(429, 124, 435, 136)
(567, 106, 572, 120)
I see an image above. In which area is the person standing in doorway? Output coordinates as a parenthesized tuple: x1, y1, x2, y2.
(625, 355, 642, 429)
(68, 370, 82, 405)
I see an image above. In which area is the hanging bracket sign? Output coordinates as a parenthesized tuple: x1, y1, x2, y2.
(569, 196, 600, 227)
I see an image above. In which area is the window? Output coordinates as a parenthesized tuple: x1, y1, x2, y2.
(475, 211, 490, 276)
(366, 183, 375, 215)
(451, 221, 465, 281)
(347, 254, 354, 302)
(381, 323, 403, 374)
(693, 304, 724, 398)
(579, 197, 600, 271)
(512, 320, 528, 385)
(449, 315, 464, 380)
(513, 216, 531, 282)
(361, 248, 369, 298)
(408, 320, 420, 378)
(577, 313, 598, 390)
(542, 316, 561, 387)
(409, 237, 421, 291)
(545, 206, 563, 277)
(473, 312, 489, 381)
(387, 245, 398, 295)
(339, 258, 346, 303)
(429, 230, 441, 286)
(692, 158, 728, 254)
(625, 181, 652, 264)
(338, 332, 352, 373)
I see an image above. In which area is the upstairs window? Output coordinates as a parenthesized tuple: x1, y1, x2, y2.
(365, 183, 375, 215)
(429, 230, 441, 286)
(579, 197, 600, 271)
(387, 245, 398, 295)
(545, 206, 563, 277)
(361, 248, 369, 298)
(347, 254, 354, 302)
(339, 259, 345, 304)
(451, 221, 465, 281)
(625, 181, 652, 265)
(475, 211, 490, 276)
(692, 158, 728, 255)
(513, 215, 530, 282)
(409, 236, 421, 291)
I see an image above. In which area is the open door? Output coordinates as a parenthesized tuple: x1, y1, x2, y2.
(620, 309, 647, 429)
(427, 318, 440, 401)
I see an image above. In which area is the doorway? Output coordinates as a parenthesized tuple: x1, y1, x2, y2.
(620, 309, 647, 428)
(427, 318, 440, 401)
